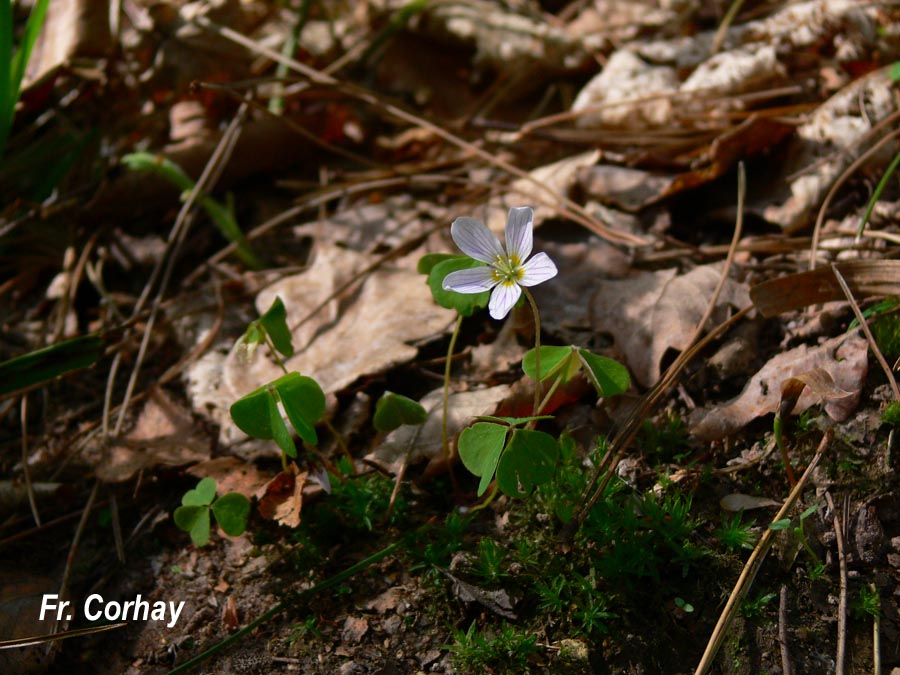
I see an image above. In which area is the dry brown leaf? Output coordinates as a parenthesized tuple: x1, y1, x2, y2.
(690, 333, 868, 441)
(411, 0, 588, 76)
(256, 465, 307, 528)
(780, 368, 856, 418)
(720, 493, 781, 511)
(763, 66, 900, 231)
(750, 260, 900, 317)
(238, 244, 452, 397)
(367, 385, 511, 476)
(98, 388, 209, 482)
(187, 457, 270, 499)
(590, 264, 751, 388)
(577, 117, 791, 210)
(23, 0, 111, 88)
(489, 150, 602, 232)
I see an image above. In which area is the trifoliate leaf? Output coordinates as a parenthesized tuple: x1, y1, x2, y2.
(577, 350, 630, 397)
(458, 422, 508, 497)
(496, 429, 559, 498)
(373, 391, 428, 433)
(259, 296, 294, 358)
(212, 493, 251, 536)
(230, 386, 279, 440)
(182, 477, 217, 506)
(174, 505, 211, 546)
(522, 346, 579, 383)
(276, 373, 325, 446)
(428, 257, 490, 317)
(417, 253, 456, 275)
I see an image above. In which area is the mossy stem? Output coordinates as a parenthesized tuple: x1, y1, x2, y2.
(773, 413, 797, 487)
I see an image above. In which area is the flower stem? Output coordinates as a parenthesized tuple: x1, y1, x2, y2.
(523, 288, 542, 418)
(442, 314, 464, 498)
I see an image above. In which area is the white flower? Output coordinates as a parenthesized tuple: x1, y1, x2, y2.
(442, 206, 558, 320)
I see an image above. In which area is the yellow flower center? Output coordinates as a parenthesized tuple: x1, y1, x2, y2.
(491, 255, 524, 286)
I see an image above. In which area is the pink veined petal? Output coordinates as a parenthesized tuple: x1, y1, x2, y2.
(488, 282, 522, 320)
(451, 217, 505, 264)
(442, 266, 498, 294)
(504, 206, 533, 263)
(518, 252, 558, 287)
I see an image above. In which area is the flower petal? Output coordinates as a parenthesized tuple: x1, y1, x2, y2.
(451, 217, 505, 264)
(504, 206, 533, 262)
(518, 252, 558, 287)
(488, 282, 522, 320)
(442, 266, 498, 294)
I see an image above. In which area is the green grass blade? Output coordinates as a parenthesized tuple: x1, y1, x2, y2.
(0, 334, 104, 397)
(9, 0, 49, 99)
(0, 0, 15, 153)
(856, 147, 900, 239)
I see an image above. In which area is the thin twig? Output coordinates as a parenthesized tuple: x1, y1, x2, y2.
(694, 430, 832, 675)
(831, 265, 900, 402)
(113, 97, 252, 437)
(825, 491, 848, 675)
(778, 584, 794, 675)
(58, 479, 101, 614)
(20, 394, 40, 526)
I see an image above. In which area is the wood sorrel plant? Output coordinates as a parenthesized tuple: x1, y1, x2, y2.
(430, 206, 631, 501)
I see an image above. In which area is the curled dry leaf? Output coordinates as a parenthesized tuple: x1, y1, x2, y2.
(779, 368, 856, 418)
(256, 465, 308, 529)
(190, 243, 453, 450)
(590, 264, 751, 388)
(690, 333, 868, 441)
(720, 493, 781, 512)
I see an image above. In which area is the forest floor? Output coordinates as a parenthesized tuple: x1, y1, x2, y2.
(2, 1, 900, 674)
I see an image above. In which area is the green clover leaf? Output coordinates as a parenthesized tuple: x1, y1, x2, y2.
(373, 391, 427, 433)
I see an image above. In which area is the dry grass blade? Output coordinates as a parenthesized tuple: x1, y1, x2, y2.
(0, 622, 127, 650)
(694, 430, 832, 675)
(750, 260, 900, 318)
(825, 491, 848, 675)
(831, 265, 900, 402)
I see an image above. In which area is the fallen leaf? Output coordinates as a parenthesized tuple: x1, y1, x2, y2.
(98, 388, 209, 482)
(590, 264, 751, 388)
(221, 596, 239, 631)
(750, 260, 900, 317)
(187, 457, 270, 499)
(490, 150, 602, 232)
(720, 493, 781, 512)
(342, 616, 369, 643)
(364, 587, 406, 614)
(256, 465, 307, 528)
(779, 368, 856, 418)
(690, 333, 868, 441)
(236, 243, 451, 395)
(763, 66, 900, 232)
